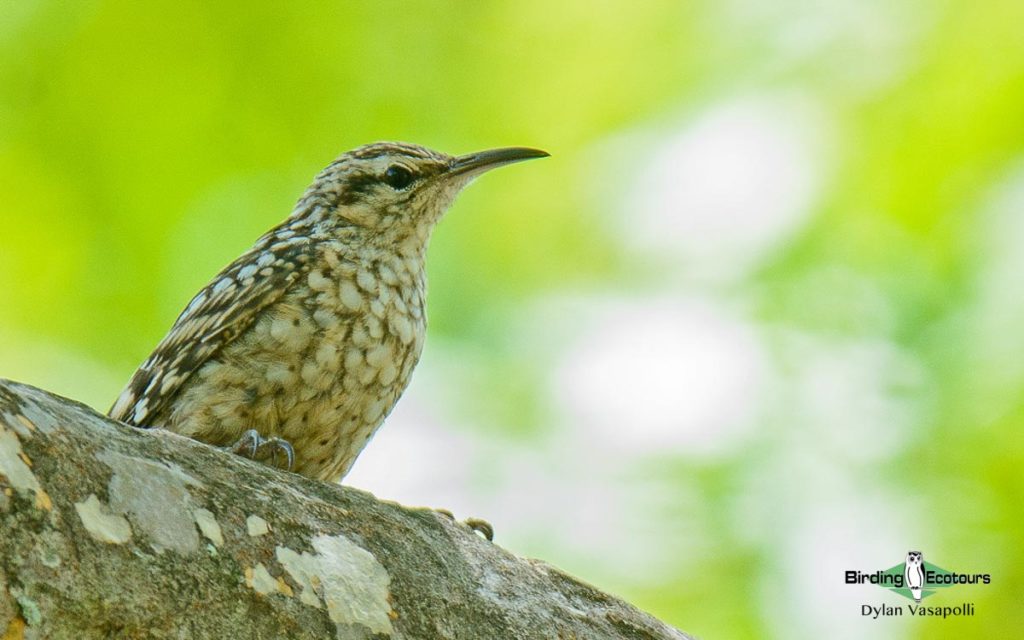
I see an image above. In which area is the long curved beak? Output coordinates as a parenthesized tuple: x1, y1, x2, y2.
(449, 147, 550, 177)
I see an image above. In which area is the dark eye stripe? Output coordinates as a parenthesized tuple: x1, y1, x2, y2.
(336, 172, 378, 206)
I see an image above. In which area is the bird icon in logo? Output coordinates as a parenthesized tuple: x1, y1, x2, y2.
(905, 551, 925, 602)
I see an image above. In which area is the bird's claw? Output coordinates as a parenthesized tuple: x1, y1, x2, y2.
(227, 429, 295, 471)
(463, 518, 494, 542)
(434, 509, 494, 541)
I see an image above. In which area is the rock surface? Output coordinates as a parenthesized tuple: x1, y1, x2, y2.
(0, 379, 691, 640)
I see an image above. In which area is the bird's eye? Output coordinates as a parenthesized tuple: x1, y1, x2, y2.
(383, 165, 415, 190)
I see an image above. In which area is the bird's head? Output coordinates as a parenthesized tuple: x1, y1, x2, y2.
(296, 142, 548, 249)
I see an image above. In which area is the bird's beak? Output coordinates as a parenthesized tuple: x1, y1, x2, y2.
(449, 147, 550, 177)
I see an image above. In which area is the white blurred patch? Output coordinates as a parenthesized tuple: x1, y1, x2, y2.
(771, 331, 926, 463)
(762, 482, 919, 639)
(344, 377, 480, 514)
(483, 446, 706, 583)
(346, 362, 663, 577)
(551, 296, 766, 456)
(964, 163, 1024, 423)
(619, 95, 827, 282)
(709, 0, 924, 95)
(730, 330, 929, 635)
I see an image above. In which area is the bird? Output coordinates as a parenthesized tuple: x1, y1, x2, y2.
(109, 142, 548, 482)
(904, 550, 925, 602)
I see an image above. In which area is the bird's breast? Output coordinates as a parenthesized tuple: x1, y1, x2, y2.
(171, 247, 429, 481)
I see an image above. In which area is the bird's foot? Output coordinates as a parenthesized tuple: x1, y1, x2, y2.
(435, 509, 495, 541)
(227, 429, 295, 471)
(463, 517, 494, 542)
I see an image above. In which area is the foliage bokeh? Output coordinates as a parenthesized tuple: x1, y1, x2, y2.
(2, 1, 1022, 637)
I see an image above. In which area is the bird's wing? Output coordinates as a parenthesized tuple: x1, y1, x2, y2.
(109, 237, 313, 425)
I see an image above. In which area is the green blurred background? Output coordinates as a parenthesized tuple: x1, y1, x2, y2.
(2, 1, 1022, 637)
